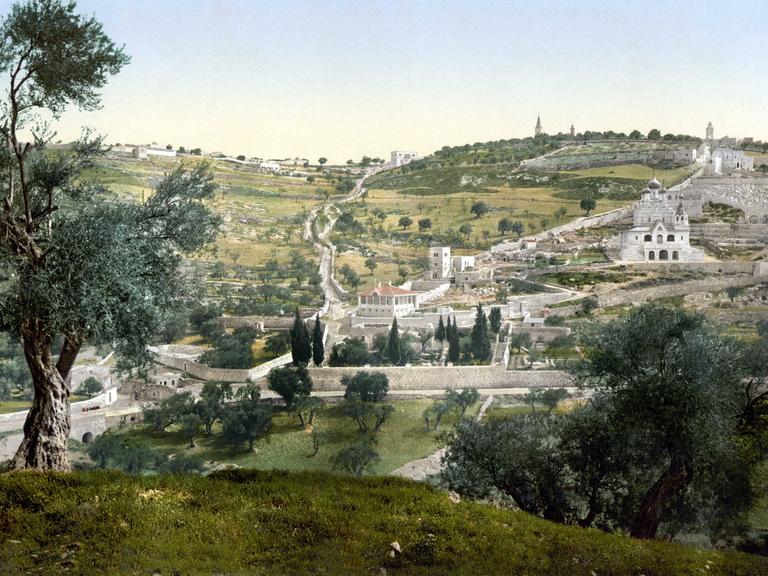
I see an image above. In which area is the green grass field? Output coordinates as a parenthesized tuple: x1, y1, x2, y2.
(110, 399, 479, 475)
(0, 470, 764, 575)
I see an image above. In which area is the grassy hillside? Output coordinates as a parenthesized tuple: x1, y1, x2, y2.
(0, 470, 765, 575)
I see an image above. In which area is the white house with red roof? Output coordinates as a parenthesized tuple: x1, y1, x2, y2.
(357, 282, 420, 318)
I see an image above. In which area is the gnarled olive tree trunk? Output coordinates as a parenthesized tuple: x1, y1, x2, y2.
(8, 320, 80, 471)
(630, 454, 692, 539)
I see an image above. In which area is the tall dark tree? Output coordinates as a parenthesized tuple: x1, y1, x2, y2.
(311, 313, 325, 366)
(0, 1, 222, 470)
(290, 308, 311, 365)
(488, 307, 502, 334)
(387, 318, 401, 366)
(435, 315, 446, 343)
(447, 318, 461, 364)
(470, 305, 492, 362)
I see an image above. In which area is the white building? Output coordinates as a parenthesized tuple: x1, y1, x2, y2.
(257, 160, 281, 172)
(357, 283, 420, 318)
(705, 147, 753, 175)
(133, 145, 176, 159)
(391, 151, 419, 167)
(618, 178, 704, 262)
(429, 246, 452, 279)
(452, 255, 475, 273)
(653, 148, 697, 164)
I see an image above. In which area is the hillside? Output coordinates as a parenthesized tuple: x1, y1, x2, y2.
(0, 470, 765, 575)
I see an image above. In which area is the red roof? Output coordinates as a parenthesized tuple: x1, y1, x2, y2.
(359, 284, 418, 297)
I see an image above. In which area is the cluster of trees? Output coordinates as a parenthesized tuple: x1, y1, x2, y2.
(87, 433, 205, 474)
(337, 263, 362, 290)
(423, 388, 480, 431)
(332, 372, 393, 476)
(142, 382, 272, 453)
(442, 305, 768, 542)
(0, 334, 31, 402)
(436, 306, 497, 365)
(289, 311, 325, 367)
(199, 326, 258, 369)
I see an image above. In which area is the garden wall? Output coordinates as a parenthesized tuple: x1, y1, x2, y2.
(306, 366, 572, 392)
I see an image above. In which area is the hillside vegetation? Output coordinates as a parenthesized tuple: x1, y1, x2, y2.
(1, 470, 765, 575)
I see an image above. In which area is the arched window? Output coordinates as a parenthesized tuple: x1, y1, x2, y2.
(656, 234, 663, 244)
(644, 234, 652, 242)
(672, 251, 679, 260)
(659, 250, 669, 261)
(648, 251, 655, 261)
(667, 234, 675, 242)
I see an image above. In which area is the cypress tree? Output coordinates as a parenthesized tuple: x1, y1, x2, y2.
(447, 322, 461, 364)
(311, 313, 325, 366)
(387, 318, 401, 365)
(435, 315, 446, 343)
(290, 308, 312, 365)
(471, 304, 492, 362)
(489, 307, 502, 334)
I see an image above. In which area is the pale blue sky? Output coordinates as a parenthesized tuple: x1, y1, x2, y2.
(6, 0, 767, 161)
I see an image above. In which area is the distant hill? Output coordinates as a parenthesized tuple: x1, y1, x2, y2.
(0, 470, 764, 575)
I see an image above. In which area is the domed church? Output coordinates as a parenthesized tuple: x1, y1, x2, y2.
(618, 178, 704, 262)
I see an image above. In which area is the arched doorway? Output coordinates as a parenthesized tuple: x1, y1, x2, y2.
(648, 251, 655, 261)
(672, 251, 679, 260)
(659, 250, 669, 261)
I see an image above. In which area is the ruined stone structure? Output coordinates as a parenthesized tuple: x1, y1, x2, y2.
(679, 177, 768, 223)
(618, 178, 704, 262)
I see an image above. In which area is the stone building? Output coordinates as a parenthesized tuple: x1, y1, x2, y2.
(705, 147, 754, 175)
(357, 283, 420, 318)
(618, 178, 704, 262)
(390, 151, 419, 167)
(429, 246, 452, 279)
(535, 115, 543, 136)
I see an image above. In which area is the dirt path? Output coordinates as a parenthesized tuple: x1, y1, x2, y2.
(389, 395, 495, 482)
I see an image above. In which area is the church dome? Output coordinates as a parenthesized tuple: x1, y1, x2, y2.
(647, 178, 662, 190)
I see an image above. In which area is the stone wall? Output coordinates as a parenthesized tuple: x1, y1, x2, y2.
(307, 365, 572, 392)
(508, 325, 571, 342)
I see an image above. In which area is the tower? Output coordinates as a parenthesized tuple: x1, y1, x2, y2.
(569, 124, 575, 139)
(706, 121, 714, 142)
(535, 115, 542, 137)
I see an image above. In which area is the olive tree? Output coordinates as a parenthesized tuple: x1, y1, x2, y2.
(0, 0, 219, 470)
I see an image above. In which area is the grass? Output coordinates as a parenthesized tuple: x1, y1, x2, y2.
(0, 395, 88, 415)
(114, 399, 478, 475)
(0, 469, 765, 575)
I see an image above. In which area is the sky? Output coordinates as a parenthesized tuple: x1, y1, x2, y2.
(5, 0, 768, 162)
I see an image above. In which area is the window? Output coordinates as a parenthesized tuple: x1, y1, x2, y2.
(648, 251, 655, 260)
(672, 251, 679, 260)
(667, 234, 675, 242)
(644, 234, 652, 242)
(659, 250, 669, 261)
(656, 234, 663, 244)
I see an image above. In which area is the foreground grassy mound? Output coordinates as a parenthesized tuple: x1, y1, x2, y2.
(1, 471, 765, 575)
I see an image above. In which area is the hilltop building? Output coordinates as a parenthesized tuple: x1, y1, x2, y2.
(357, 283, 420, 318)
(391, 151, 419, 167)
(706, 121, 714, 142)
(535, 115, 543, 136)
(429, 246, 476, 279)
(617, 178, 704, 262)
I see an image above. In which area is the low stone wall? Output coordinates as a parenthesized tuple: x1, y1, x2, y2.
(153, 352, 252, 383)
(508, 325, 571, 342)
(307, 366, 572, 392)
(625, 261, 756, 275)
(219, 312, 316, 332)
(597, 273, 765, 308)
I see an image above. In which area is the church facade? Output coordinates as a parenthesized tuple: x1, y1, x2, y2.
(618, 178, 704, 262)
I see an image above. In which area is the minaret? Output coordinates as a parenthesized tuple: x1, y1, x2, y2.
(569, 124, 575, 139)
(535, 115, 543, 137)
(706, 121, 714, 142)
